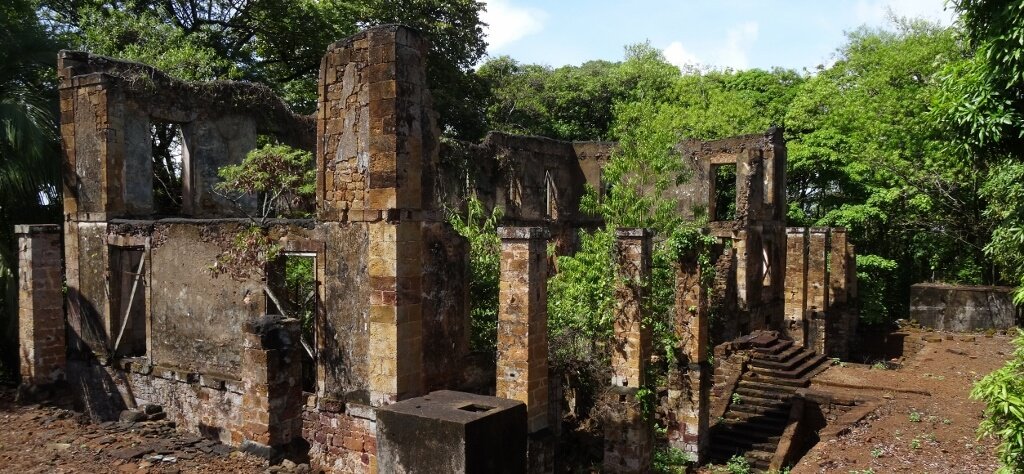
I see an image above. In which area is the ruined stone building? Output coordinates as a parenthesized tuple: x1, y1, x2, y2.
(17, 24, 857, 473)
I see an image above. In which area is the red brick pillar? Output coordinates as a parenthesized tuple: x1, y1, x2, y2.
(237, 315, 303, 457)
(610, 228, 652, 388)
(667, 246, 710, 462)
(604, 228, 653, 474)
(497, 227, 553, 473)
(496, 226, 549, 432)
(17, 224, 65, 388)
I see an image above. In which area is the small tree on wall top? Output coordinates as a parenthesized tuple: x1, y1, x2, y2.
(210, 143, 317, 357)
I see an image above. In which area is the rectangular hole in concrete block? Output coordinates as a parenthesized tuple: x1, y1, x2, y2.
(458, 403, 495, 413)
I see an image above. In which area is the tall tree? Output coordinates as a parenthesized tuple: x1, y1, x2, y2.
(0, 0, 62, 380)
(933, 0, 1024, 304)
(786, 19, 976, 321)
(39, 0, 488, 137)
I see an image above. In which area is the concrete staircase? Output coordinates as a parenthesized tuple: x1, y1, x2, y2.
(709, 334, 829, 472)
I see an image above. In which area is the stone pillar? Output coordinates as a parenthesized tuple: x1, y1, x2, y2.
(807, 228, 830, 354)
(604, 228, 654, 473)
(237, 315, 303, 457)
(667, 247, 710, 461)
(17, 225, 65, 388)
(783, 228, 808, 345)
(496, 226, 549, 433)
(317, 25, 439, 407)
(611, 228, 652, 388)
(828, 228, 849, 358)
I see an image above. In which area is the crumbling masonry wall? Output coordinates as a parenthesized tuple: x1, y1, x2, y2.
(25, 22, 864, 474)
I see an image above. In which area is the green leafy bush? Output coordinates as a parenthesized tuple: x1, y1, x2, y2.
(215, 143, 316, 219)
(972, 329, 1024, 473)
(447, 197, 503, 354)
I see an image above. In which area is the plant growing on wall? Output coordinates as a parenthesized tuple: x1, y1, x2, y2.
(214, 143, 316, 221)
(211, 142, 317, 356)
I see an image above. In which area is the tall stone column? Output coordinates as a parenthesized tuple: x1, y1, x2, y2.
(237, 315, 303, 457)
(807, 228, 830, 354)
(496, 227, 553, 473)
(496, 226, 549, 433)
(17, 224, 65, 389)
(604, 228, 654, 473)
(828, 228, 850, 358)
(783, 227, 808, 345)
(667, 246, 710, 462)
(610, 228, 652, 388)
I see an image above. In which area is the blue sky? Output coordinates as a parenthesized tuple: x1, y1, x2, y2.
(479, 0, 956, 71)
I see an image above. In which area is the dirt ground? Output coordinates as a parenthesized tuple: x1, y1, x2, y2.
(792, 331, 1012, 473)
(0, 331, 1013, 473)
(0, 388, 273, 473)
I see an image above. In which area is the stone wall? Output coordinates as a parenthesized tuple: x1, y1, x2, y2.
(910, 283, 1021, 331)
(783, 227, 858, 359)
(17, 224, 65, 387)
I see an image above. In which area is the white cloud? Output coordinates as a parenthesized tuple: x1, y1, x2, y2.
(854, 0, 955, 26)
(663, 41, 701, 70)
(718, 21, 759, 70)
(480, 0, 548, 53)
(665, 21, 759, 71)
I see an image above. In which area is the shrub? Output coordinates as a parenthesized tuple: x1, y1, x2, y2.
(972, 329, 1024, 473)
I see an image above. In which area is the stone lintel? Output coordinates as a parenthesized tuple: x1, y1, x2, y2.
(497, 226, 549, 240)
(14, 224, 61, 235)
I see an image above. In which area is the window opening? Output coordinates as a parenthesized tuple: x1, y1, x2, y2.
(109, 246, 147, 358)
(151, 121, 184, 215)
(545, 170, 558, 219)
(710, 164, 737, 221)
(267, 253, 318, 392)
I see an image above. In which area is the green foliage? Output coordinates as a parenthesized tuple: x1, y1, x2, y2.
(447, 197, 502, 354)
(909, 410, 922, 422)
(652, 446, 693, 474)
(283, 256, 316, 337)
(0, 0, 63, 381)
(724, 454, 751, 474)
(856, 254, 898, 325)
(211, 225, 281, 281)
(547, 227, 616, 365)
(215, 143, 316, 220)
(980, 161, 1024, 304)
(972, 329, 1024, 473)
(41, 0, 487, 137)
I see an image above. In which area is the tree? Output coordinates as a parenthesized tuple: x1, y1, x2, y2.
(39, 0, 488, 138)
(934, 0, 1024, 304)
(0, 0, 62, 380)
(785, 19, 978, 321)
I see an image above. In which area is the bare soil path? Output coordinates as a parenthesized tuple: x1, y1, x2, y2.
(793, 331, 1012, 473)
(0, 388, 271, 473)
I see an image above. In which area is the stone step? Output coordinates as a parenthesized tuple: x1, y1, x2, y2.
(743, 371, 809, 388)
(717, 415, 789, 435)
(729, 397, 790, 415)
(736, 379, 800, 395)
(753, 342, 803, 362)
(750, 353, 827, 380)
(729, 402, 791, 419)
(752, 338, 792, 355)
(724, 407, 786, 425)
(749, 347, 816, 370)
(712, 432, 780, 452)
(730, 390, 792, 408)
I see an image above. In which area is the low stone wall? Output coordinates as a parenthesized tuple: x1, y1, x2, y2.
(67, 359, 244, 444)
(303, 401, 378, 473)
(910, 283, 1021, 331)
